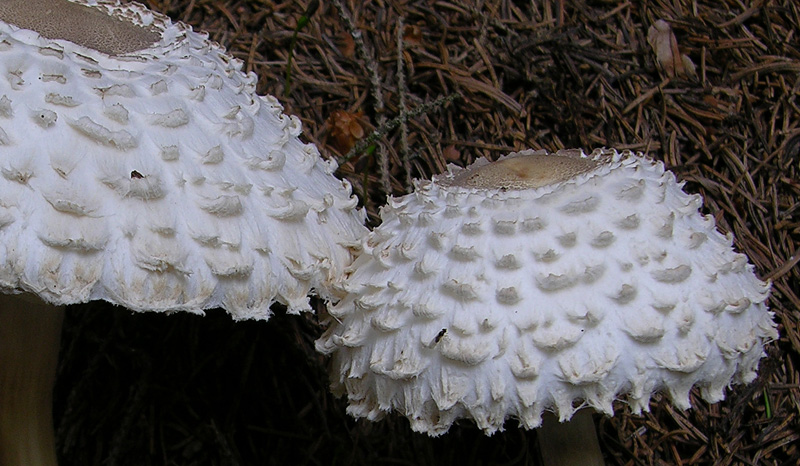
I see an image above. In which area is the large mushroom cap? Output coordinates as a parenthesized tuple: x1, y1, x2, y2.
(317, 148, 778, 436)
(0, 0, 367, 318)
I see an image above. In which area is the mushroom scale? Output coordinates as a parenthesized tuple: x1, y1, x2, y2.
(0, 0, 366, 318)
(317, 148, 778, 436)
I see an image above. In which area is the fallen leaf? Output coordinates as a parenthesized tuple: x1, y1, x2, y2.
(647, 19, 696, 79)
(403, 24, 423, 45)
(327, 110, 365, 154)
(443, 145, 461, 163)
(337, 32, 355, 58)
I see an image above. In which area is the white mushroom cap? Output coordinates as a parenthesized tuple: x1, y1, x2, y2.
(317, 148, 778, 435)
(0, 0, 367, 318)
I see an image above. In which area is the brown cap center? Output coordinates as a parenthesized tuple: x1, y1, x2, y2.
(445, 150, 600, 190)
(0, 0, 161, 56)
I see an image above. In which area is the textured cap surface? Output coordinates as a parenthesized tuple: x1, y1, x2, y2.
(442, 149, 598, 189)
(0, 0, 367, 318)
(317, 148, 778, 435)
(0, 0, 161, 55)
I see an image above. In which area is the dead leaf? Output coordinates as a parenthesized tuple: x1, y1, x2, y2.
(403, 24, 422, 45)
(327, 110, 365, 154)
(443, 145, 461, 163)
(647, 19, 696, 79)
(337, 32, 355, 58)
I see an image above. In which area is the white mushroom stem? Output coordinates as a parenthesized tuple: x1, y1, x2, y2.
(538, 410, 605, 466)
(0, 295, 64, 466)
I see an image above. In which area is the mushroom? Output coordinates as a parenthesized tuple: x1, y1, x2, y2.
(0, 1, 366, 464)
(317, 148, 778, 465)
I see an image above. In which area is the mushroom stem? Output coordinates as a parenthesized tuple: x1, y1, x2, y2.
(0, 296, 64, 466)
(537, 409, 605, 466)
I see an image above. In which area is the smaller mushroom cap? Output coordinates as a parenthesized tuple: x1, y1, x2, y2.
(317, 148, 778, 435)
(0, 0, 367, 319)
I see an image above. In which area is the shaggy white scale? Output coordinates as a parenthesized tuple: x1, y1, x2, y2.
(318, 148, 778, 439)
(0, 0, 367, 317)
(0, 2, 367, 465)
